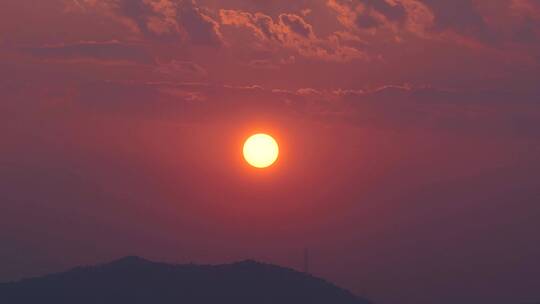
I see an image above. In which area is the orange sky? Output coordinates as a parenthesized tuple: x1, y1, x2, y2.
(1, 1, 540, 304)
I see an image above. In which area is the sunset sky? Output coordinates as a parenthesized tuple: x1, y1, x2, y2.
(1, 1, 540, 303)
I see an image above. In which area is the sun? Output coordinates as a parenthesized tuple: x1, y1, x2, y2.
(243, 133, 279, 169)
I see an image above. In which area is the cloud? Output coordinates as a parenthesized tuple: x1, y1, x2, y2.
(220, 9, 366, 62)
(21, 41, 153, 64)
(328, 0, 425, 29)
(220, 10, 279, 41)
(49, 77, 537, 137)
(154, 60, 208, 79)
(71, 81, 303, 121)
(508, 0, 540, 44)
(327, 0, 499, 46)
(177, 0, 223, 46)
(71, 0, 223, 46)
(4, 0, 539, 138)
(333, 84, 540, 135)
(278, 14, 315, 38)
(512, 0, 540, 16)
(247, 59, 280, 70)
(327, 0, 435, 40)
(421, 0, 495, 43)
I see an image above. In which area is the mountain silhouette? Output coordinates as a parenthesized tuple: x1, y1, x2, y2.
(0, 256, 371, 304)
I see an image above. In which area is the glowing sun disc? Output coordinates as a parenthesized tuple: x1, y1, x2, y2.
(243, 133, 279, 168)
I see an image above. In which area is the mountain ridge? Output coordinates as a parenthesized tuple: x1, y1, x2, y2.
(0, 256, 372, 304)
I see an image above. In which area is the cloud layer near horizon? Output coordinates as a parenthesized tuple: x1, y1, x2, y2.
(2, 0, 539, 132)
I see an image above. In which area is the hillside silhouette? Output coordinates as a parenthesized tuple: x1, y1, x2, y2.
(0, 256, 371, 304)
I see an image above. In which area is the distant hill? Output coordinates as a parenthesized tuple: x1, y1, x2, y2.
(0, 256, 371, 304)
